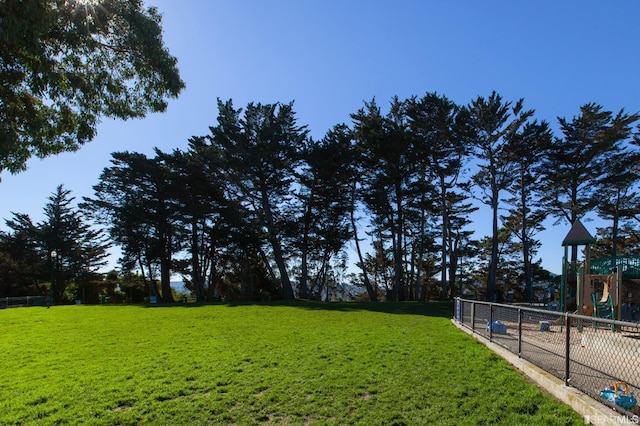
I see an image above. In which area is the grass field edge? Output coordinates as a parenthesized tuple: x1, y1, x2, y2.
(451, 319, 626, 426)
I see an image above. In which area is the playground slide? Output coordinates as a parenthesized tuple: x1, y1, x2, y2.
(600, 274, 613, 303)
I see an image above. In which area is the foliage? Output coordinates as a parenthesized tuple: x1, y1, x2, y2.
(467, 92, 535, 300)
(82, 151, 181, 302)
(297, 124, 356, 300)
(5, 89, 640, 303)
(593, 144, 640, 256)
(0, 0, 184, 173)
(0, 185, 110, 301)
(207, 99, 309, 300)
(0, 303, 583, 425)
(501, 120, 553, 301)
(538, 104, 640, 227)
(352, 97, 416, 301)
(406, 92, 475, 299)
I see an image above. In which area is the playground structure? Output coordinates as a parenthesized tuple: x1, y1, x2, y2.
(560, 219, 640, 321)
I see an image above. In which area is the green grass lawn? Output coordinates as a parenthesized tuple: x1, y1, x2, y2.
(0, 302, 584, 425)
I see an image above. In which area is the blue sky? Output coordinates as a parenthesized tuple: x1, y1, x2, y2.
(2, 1, 640, 274)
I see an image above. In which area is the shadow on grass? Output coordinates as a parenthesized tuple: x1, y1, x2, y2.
(143, 300, 454, 318)
(276, 300, 455, 318)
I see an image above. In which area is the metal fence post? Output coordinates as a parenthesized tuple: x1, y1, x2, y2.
(471, 302, 475, 333)
(564, 311, 570, 386)
(518, 308, 522, 358)
(489, 303, 494, 341)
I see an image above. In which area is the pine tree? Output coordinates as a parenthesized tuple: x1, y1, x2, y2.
(207, 99, 308, 300)
(406, 92, 474, 300)
(83, 152, 179, 302)
(538, 104, 640, 262)
(467, 91, 533, 300)
(502, 120, 553, 302)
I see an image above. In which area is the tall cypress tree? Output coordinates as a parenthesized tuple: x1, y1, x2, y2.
(2, 185, 110, 302)
(352, 97, 414, 301)
(538, 104, 640, 262)
(502, 120, 553, 302)
(298, 125, 355, 300)
(208, 99, 308, 300)
(594, 144, 640, 257)
(468, 92, 533, 301)
(406, 92, 474, 300)
(83, 152, 179, 302)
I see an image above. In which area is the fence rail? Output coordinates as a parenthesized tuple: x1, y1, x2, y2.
(455, 297, 640, 417)
(0, 296, 47, 309)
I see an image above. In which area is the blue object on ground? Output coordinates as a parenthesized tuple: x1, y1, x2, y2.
(600, 383, 638, 411)
(486, 320, 507, 334)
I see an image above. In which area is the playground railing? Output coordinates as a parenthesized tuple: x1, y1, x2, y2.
(455, 297, 640, 417)
(591, 255, 640, 277)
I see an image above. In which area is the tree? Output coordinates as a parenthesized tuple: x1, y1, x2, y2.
(472, 228, 522, 302)
(502, 120, 553, 302)
(83, 151, 179, 302)
(349, 177, 379, 302)
(1, 185, 110, 302)
(0, 0, 184, 173)
(0, 214, 47, 297)
(444, 192, 478, 298)
(41, 185, 111, 302)
(169, 140, 240, 302)
(352, 97, 416, 301)
(593, 224, 640, 259)
(594, 143, 640, 258)
(538, 104, 639, 242)
(467, 92, 533, 300)
(207, 99, 308, 300)
(297, 125, 355, 300)
(406, 92, 473, 300)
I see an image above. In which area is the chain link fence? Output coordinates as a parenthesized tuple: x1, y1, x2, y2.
(0, 296, 47, 308)
(455, 298, 640, 418)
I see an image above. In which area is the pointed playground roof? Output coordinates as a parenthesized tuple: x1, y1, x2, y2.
(562, 219, 596, 246)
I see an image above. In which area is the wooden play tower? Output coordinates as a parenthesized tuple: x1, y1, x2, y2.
(561, 219, 624, 321)
(561, 219, 596, 313)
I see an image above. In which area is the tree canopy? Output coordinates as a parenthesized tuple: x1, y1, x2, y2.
(2, 91, 640, 303)
(1, 185, 110, 302)
(0, 0, 184, 173)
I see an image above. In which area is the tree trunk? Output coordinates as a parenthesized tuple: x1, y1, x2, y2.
(261, 187, 295, 299)
(191, 217, 205, 302)
(207, 252, 217, 301)
(160, 225, 174, 303)
(448, 238, 459, 298)
(393, 180, 404, 301)
(520, 170, 532, 304)
(440, 175, 448, 300)
(486, 184, 499, 301)
(139, 253, 159, 300)
(612, 189, 621, 258)
(299, 187, 314, 299)
(160, 257, 174, 303)
(350, 183, 378, 301)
